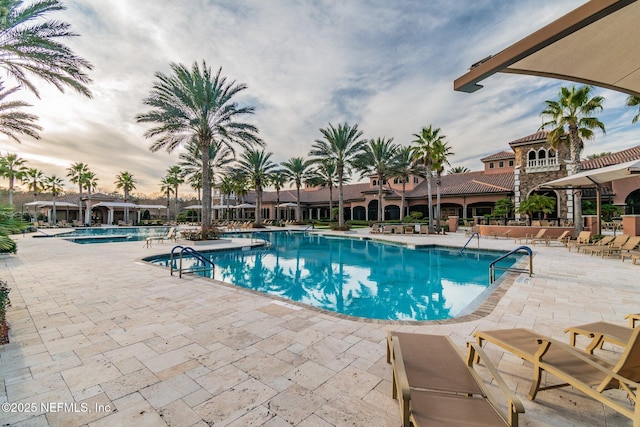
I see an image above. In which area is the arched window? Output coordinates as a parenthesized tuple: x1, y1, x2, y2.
(538, 149, 546, 159)
(528, 150, 536, 161)
(372, 179, 377, 186)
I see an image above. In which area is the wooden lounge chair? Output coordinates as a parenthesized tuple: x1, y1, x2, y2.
(585, 234, 629, 256)
(566, 231, 592, 252)
(563, 313, 640, 353)
(577, 235, 614, 254)
(552, 230, 571, 247)
(600, 236, 640, 259)
(387, 332, 523, 427)
(144, 227, 176, 248)
(474, 327, 640, 426)
(516, 228, 547, 245)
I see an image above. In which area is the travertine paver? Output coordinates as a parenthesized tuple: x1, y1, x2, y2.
(0, 228, 639, 426)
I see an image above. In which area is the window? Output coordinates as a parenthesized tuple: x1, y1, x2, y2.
(498, 161, 504, 168)
(413, 177, 419, 183)
(508, 160, 514, 167)
(372, 180, 377, 186)
(489, 162, 494, 169)
(527, 147, 559, 172)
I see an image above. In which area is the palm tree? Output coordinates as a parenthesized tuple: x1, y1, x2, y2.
(66, 162, 88, 224)
(219, 175, 236, 221)
(517, 194, 556, 225)
(626, 95, 640, 124)
(431, 139, 453, 230)
(310, 122, 365, 229)
(114, 171, 136, 224)
(0, 83, 41, 142)
(165, 166, 184, 221)
(0, 0, 93, 98)
(43, 174, 63, 224)
(22, 167, 43, 202)
(354, 137, 399, 221)
(269, 170, 287, 223)
(390, 147, 426, 220)
(281, 157, 314, 223)
(236, 149, 277, 226)
(308, 160, 337, 221)
(136, 61, 262, 236)
(179, 138, 234, 205)
(0, 152, 26, 206)
(540, 85, 605, 233)
(411, 125, 445, 233)
(159, 177, 174, 222)
(81, 170, 97, 225)
(447, 166, 470, 174)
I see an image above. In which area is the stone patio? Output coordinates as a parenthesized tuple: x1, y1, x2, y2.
(1, 227, 639, 426)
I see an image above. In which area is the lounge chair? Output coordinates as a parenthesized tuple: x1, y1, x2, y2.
(369, 223, 382, 234)
(566, 231, 592, 252)
(552, 230, 571, 247)
(473, 327, 640, 425)
(516, 229, 547, 245)
(563, 313, 640, 353)
(144, 227, 176, 248)
(588, 234, 630, 257)
(387, 332, 524, 427)
(490, 229, 512, 239)
(577, 235, 614, 254)
(601, 236, 640, 259)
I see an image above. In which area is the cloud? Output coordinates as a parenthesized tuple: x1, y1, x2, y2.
(4, 0, 637, 197)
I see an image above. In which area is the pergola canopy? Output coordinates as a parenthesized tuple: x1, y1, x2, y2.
(454, 0, 640, 97)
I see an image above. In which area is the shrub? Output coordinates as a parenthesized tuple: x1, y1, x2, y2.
(0, 279, 10, 344)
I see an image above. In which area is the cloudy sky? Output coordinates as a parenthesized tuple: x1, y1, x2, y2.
(2, 0, 638, 197)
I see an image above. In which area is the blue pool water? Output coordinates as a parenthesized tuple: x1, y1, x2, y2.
(58, 226, 172, 243)
(146, 232, 520, 321)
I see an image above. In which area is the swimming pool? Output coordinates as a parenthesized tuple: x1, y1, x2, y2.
(58, 226, 172, 243)
(146, 232, 520, 321)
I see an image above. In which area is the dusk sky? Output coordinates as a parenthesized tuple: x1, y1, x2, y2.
(2, 0, 638, 197)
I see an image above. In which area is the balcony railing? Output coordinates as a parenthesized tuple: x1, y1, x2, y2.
(526, 157, 559, 172)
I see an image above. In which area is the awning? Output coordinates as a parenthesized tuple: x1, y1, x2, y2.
(454, 0, 640, 97)
(276, 202, 298, 208)
(92, 202, 138, 208)
(541, 159, 640, 188)
(233, 203, 256, 209)
(24, 201, 79, 208)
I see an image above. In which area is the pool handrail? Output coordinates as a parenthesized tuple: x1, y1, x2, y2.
(170, 245, 215, 278)
(460, 232, 480, 253)
(489, 245, 533, 283)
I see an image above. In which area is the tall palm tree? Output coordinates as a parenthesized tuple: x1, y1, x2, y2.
(81, 170, 97, 225)
(0, 0, 93, 98)
(626, 95, 640, 124)
(0, 83, 41, 142)
(540, 85, 605, 233)
(390, 147, 426, 220)
(43, 174, 63, 224)
(136, 61, 262, 236)
(310, 122, 365, 228)
(165, 166, 184, 221)
(179, 138, 234, 205)
(354, 137, 399, 221)
(431, 139, 453, 230)
(22, 167, 43, 202)
(281, 156, 314, 223)
(66, 162, 88, 224)
(309, 160, 337, 221)
(411, 125, 445, 233)
(236, 149, 277, 226)
(447, 166, 469, 174)
(269, 169, 287, 223)
(0, 152, 26, 205)
(219, 175, 236, 221)
(159, 176, 174, 222)
(114, 171, 136, 223)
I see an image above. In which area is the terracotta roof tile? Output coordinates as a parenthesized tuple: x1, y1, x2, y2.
(581, 145, 640, 170)
(480, 151, 515, 162)
(508, 130, 549, 146)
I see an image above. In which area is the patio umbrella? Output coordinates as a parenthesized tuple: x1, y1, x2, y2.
(275, 202, 298, 207)
(233, 203, 256, 208)
(540, 159, 640, 234)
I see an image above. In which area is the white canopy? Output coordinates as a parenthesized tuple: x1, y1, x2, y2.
(541, 159, 640, 188)
(276, 202, 298, 208)
(233, 203, 256, 209)
(92, 202, 138, 208)
(24, 201, 78, 208)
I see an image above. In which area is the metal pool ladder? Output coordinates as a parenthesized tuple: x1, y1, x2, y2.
(460, 232, 480, 253)
(489, 246, 533, 284)
(170, 245, 215, 278)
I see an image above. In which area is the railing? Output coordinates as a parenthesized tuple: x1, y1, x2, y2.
(250, 232, 271, 247)
(489, 246, 533, 284)
(460, 232, 480, 253)
(170, 245, 215, 278)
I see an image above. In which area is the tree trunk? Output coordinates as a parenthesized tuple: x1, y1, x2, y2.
(255, 182, 262, 226)
(338, 165, 345, 227)
(436, 177, 442, 231)
(401, 181, 406, 220)
(201, 140, 212, 234)
(569, 127, 584, 234)
(296, 184, 301, 222)
(427, 172, 433, 233)
(377, 173, 383, 221)
(276, 189, 281, 222)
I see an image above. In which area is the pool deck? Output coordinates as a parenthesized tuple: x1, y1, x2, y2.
(1, 226, 639, 426)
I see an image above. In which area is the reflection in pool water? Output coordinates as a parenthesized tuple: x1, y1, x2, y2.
(148, 232, 519, 321)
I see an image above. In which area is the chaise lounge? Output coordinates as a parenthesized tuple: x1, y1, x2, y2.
(473, 327, 640, 426)
(387, 331, 524, 427)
